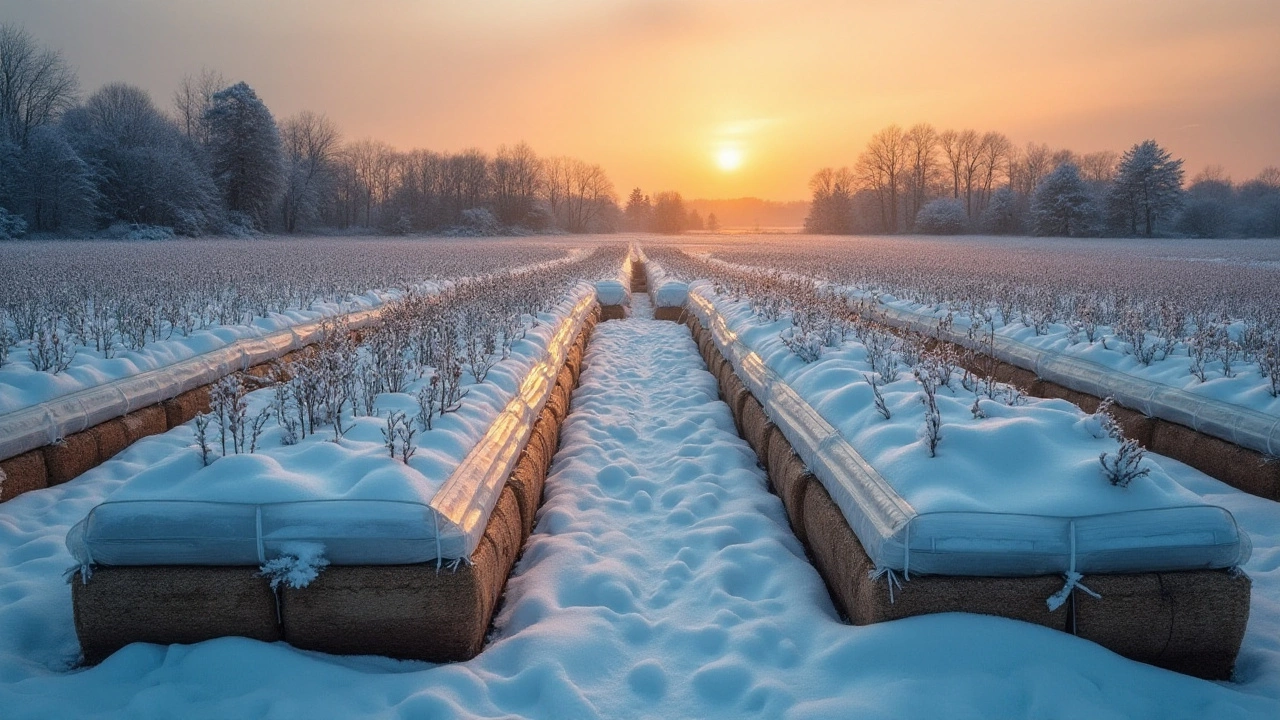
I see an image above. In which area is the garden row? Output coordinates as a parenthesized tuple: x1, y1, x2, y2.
(0, 243, 606, 502)
(659, 245, 1280, 500)
(639, 249, 1251, 679)
(67, 254, 619, 661)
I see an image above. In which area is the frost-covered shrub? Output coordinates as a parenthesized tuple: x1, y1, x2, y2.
(914, 199, 968, 235)
(259, 542, 329, 590)
(461, 207, 499, 233)
(1100, 439, 1150, 488)
(0, 207, 26, 239)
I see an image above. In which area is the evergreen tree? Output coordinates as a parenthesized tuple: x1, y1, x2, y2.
(706, 212, 719, 232)
(1107, 140, 1184, 236)
(1031, 163, 1095, 236)
(205, 82, 282, 229)
(624, 187, 651, 230)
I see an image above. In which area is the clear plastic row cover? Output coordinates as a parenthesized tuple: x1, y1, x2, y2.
(0, 305, 386, 463)
(685, 282, 1250, 578)
(66, 283, 599, 568)
(871, 302, 1280, 458)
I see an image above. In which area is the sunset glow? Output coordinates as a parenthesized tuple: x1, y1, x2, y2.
(3, 0, 1278, 200)
(716, 146, 744, 172)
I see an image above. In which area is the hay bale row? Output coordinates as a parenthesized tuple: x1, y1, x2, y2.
(71, 302, 600, 663)
(0, 450, 48, 502)
(600, 305, 626, 321)
(688, 308, 1251, 680)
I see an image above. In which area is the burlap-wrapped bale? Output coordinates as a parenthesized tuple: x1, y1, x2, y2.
(90, 419, 130, 464)
(122, 406, 168, 444)
(801, 480, 1068, 630)
(765, 427, 813, 546)
(281, 486, 525, 662)
(43, 431, 99, 485)
(600, 305, 626, 321)
(73, 566, 280, 664)
(1073, 569, 1250, 680)
(163, 387, 211, 428)
(0, 450, 48, 502)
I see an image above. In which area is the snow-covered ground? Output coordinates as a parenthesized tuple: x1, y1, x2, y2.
(0, 297, 1277, 717)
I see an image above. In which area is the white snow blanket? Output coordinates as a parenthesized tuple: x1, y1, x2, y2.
(66, 283, 597, 567)
(638, 247, 688, 307)
(1, 292, 1276, 716)
(686, 281, 1250, 577)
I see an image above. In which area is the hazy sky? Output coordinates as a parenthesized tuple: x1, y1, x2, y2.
(5, 0, 1278, 200)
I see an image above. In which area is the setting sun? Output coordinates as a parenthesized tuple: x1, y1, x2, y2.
(715, 146, 744, 172)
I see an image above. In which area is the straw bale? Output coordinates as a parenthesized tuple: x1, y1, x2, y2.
(163, 387, 211, 428)
(89, 419, 130, 464)
(1151, 420, 1279, 501)
(122, 405, 168, 443)
(0, 450, 48, 502)
(282, 486, 524, 662)
(600, 305, 626, 321)
(73, 566, 280, 664)
(546, 388, 570, 425)
(1073, 569, 1250, 680)
(739, 394, 774, 460)
(653, 307, 684, 322)
(508, 454, 548, 540)
(765, 427, 813, 544)
(43, 431, 99, 485)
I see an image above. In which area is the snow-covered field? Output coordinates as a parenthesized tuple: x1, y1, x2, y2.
(657, 235, 1280, 419)
(0, 238, 583, 416)
(0, 296, 1278, 718)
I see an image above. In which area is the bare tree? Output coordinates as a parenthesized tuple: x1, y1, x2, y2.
(279, 111, 341, 232)
(490, 142, 543, 226)
(543, 156, 616, 232)
(1079, 150, 1119, 185)
(1011, 142, 1054, 196)
(975, 131, 1012, 215)
(172, 68, 225, 145)
(939, 129, 979, 206)
(857, 124, 908, 233)
(0, 24, 79, 147)
(903, 123, 939, 229)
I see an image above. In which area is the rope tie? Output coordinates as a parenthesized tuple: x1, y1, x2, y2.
(1048, 520, 1100, 611)
(869, 566, 903, 604)
(903, 523, 911, 582)
(433, 511, 443, 572)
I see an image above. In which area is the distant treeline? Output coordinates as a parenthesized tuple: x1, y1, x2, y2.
(806, 124, 1280, 238)
(0, 25, 621, 240)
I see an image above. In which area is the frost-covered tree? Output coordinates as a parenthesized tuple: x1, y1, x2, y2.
(1031, 163, 1095, 237)
(62, 83, 220, 234)
(279, 111, 340, 232)
(204, 81, 282, 229)
(15, 124, 97, 232)
(490, 142, 542, 227)
(0, 24, 79, 147)
(1236, 168, 1280, 238)
(1107, 140, 1184, 236)
(980, 185, 1023, 234)
(1177, 167, 1236, 238)
(914, 197, 967, 234)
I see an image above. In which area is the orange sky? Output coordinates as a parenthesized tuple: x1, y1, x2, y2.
(6, 0, 1279, 201)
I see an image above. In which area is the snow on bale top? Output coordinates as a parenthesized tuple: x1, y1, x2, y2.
(683, 275, 1250, 578)
(65, 258, 610, 568)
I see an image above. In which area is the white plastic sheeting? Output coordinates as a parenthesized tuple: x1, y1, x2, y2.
(867, 301, 1280, 459)
(685, 282, 1250, 577)
(636, 247, 689, 308)
(66, 284, 598, 568)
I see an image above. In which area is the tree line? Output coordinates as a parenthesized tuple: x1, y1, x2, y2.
(805, 123, 1280, 238)
(0, 25, 621, 239)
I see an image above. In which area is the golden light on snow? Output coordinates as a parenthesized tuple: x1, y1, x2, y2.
(716, 146, 744, 172)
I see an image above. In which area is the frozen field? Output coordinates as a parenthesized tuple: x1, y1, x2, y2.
(0, 293, 1278, 718)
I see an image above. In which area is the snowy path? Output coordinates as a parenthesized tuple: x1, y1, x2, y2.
(1, 296, 1278, 717)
